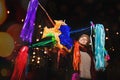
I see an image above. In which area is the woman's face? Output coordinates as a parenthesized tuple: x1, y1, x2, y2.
(79, 36, 88, 46)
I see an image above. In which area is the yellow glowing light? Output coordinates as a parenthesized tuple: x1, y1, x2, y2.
(33, 56, 35, 58)
(106, 37, 108, 40)
(36, 38, 39, 41)
(37, 61, 40, 63)
(44, 51, 47, 54)
(116, 32, 119, 35)
(38, 25, 41, 28)
(106, 28, 109, 31)
(36, 47, 39, 50)
(40, 31, 43, 34)
(7, 10, 10, 14)
(33, 52, 36, 55)
(21, 19, 24, 22)
(32, 59, 35, 62)
(37, 57, 40, 60)
(112, 48, 114, 51)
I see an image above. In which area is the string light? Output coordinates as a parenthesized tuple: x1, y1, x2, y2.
(33, 52, 36, 55)
(38, 25, 41, 28)
(7, 10, 10, 14)
(106, 37, 109, 40)
(116, 32, 119, 35)
(37, 60, 40, 64)
(40, 31, 43, 34)
(33, 56, 35, 58)
(106, 28, 109, 31)
(44, 50, 47, 54)
(93, 35, 95, 37)
(36, 47, 39, 50)
(21, 19, 24, 22)
(112, 48, 115, 51)
(36, 38, 39, 41)
(32, 59, 35, 62)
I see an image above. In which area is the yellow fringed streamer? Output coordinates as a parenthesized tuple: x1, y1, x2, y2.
(42, 20, 66, 50)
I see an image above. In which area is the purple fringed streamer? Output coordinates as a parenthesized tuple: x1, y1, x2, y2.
(20, 0, 38, 43)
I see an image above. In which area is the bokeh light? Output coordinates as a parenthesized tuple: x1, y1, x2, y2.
(0, 32, 14, 57)
(7, 23, 23, 45)
(0, 0, 7, 25)
(0, 68, 8, 77)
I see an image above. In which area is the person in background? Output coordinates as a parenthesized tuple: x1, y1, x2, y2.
(72, 34, 96, 80)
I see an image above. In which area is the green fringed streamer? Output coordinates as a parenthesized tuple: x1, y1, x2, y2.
(30, 35, 56, 48)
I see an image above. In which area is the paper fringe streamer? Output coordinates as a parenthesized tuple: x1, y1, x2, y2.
(20, 0, 38, 43)
(42, 20, 66, 50)
(73, 41, 81, 71)
(30, 36, 56, 48)
(11, 46, 29, 80)
(94, 24, 108, 70)
(59, 25, 73, 50)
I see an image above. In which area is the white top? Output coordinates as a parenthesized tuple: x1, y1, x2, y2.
(79, 51, 91, 79)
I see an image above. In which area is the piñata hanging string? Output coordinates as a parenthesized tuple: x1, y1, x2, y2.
(38, 2, 55, 26)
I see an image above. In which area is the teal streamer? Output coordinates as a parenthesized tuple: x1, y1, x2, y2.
(94, 24, 108, 70)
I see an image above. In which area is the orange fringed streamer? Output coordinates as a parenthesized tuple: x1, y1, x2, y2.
(57, 49, 67, 68)
(73, 41, 81, 71)
(11, 46, 29, 80)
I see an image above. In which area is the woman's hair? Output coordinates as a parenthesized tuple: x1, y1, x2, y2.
(78, 34, 90, 46)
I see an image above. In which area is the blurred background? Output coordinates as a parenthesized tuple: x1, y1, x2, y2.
(0, 0, 120, 80)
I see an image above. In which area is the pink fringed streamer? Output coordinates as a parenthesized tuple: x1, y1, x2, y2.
(11, 46, 29, 80)
(105, 54, 110, 61)
(71, 73, 80, 80)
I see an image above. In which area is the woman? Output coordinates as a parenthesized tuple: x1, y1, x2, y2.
(72, 34, 96, 80)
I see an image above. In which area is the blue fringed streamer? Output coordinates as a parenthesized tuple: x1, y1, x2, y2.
(59, 25, 73, 50)
(20, 0, 38, 43)
(94, 24, 108, 70)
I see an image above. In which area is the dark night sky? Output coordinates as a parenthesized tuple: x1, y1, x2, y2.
(0, 0, 120, 80)
(1, 0, 119, 60)
(0, 0, 120, 67)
